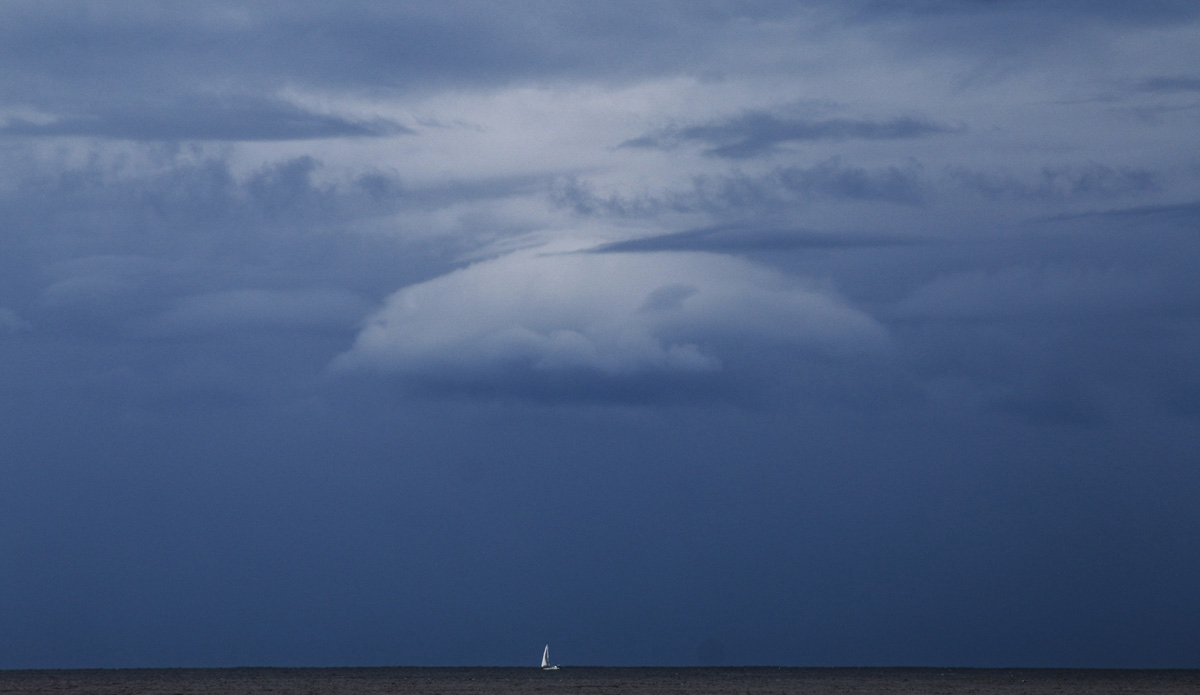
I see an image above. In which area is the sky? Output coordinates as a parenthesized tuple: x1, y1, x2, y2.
(2, 1, 1199, 670)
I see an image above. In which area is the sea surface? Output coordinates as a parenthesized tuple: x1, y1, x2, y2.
(1, 667, 1198, 695)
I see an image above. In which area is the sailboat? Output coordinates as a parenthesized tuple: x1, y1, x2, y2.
(541, 644, 559, 670)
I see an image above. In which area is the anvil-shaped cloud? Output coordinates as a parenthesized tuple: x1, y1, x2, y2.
(334, 247, 886, 399)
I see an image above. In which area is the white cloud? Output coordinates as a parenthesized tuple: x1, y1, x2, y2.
(334, 245, 886, 392)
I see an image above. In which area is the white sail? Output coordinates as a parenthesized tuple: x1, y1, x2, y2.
(541, 644, 558, 670)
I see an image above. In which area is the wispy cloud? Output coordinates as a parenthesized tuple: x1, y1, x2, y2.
(1134, 75, 1200, 93)
(623, 111, 959, 158)
(590, 225, 923, 254)
(0, 96, 411, 141)
(552, 157, 928, 219)
(950, 163, 1159, 201)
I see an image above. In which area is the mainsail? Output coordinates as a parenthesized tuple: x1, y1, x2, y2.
(541, 644, 559, 670)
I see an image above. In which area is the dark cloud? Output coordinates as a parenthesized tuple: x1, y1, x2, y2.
(0, 97, 411, 141)
(699, 158, 926, 207)
(950, 164, 1159, 201)
(6, 154, 392, 267)
(624, 112, 958, 158)
(848, 1, 1200, 53)
(1135, 75, 1200, 93)
(1043, 200, 1200, 222)
(0, 148, 535, 290)
(858, 0, 1199, 23)
(0, 149, 543, 356)
(776, 158, 927, 203)
(547, 176, 673, 218)
(2, 1, 1196, 120)
(591, 225, 922, 254)
(0, 3, 810, 117)
(552, 158, 927, 219)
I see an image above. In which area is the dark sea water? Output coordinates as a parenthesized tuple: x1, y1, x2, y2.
(1, 667, 1198, 695)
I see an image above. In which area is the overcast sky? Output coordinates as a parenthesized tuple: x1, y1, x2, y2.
(2, 1, 1200, 669)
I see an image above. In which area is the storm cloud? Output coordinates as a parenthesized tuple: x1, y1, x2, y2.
(2, 0, 1199, 671)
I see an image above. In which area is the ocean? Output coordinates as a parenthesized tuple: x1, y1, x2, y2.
(1, 667, 1197, 694)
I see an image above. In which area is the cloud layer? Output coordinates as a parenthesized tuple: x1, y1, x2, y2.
(336, 248, 886, 400)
